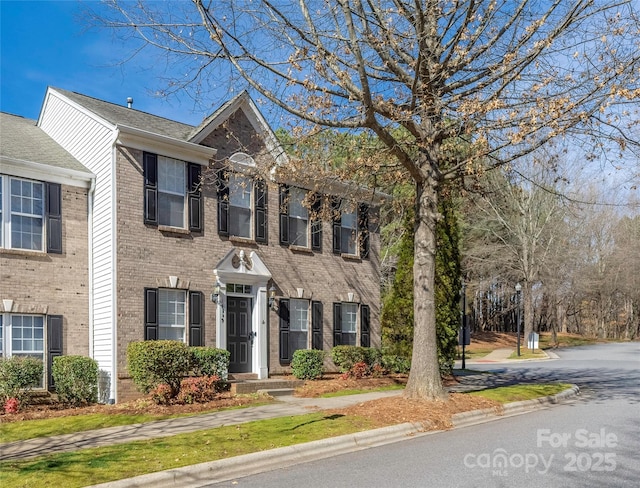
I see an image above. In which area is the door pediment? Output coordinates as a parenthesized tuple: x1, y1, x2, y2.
(214, 248, 271, 284)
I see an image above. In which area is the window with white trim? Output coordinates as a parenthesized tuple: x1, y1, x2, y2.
(288, 188, 309, 247)
(157, 156, 186, 228)
(340, 207, 358, 256)
(290, 298, 309, 351)
(158, 289, 186, 341)
(229, 174, 253, 238)
(1, 175, 44, 250)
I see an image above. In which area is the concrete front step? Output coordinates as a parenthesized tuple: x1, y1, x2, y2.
(231, 379, 304, 395)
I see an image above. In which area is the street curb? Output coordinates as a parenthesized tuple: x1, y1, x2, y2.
(88, 385, 580, 488)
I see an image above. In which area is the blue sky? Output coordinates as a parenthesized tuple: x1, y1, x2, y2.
(0, 0, 205, 125)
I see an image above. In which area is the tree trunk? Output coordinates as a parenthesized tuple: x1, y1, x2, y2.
(523, 282, 534, 348)
(404, 177, 446, 400)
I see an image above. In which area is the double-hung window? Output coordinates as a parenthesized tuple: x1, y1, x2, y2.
(0, 314, 45, 387)
(216, 168, 267, 243)
(158, 289, 186, 341)
(289, 299, 309, 355)
(144, 288, 204, 346)
(143, 153, 202, 232)
(157, 157, 186, 228)
(229, 174, 253, 238)
(333, 303, 371, 347)
(331, 198, 370, 258)
(279, 185, 322, 250)
(279, 299, 324, 364)
(0, 175, 61, 253)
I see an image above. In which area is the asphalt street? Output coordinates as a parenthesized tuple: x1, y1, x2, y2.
(207, 342, 640, 488)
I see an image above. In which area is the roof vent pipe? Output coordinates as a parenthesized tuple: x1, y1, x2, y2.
(126, 97, 133, 109)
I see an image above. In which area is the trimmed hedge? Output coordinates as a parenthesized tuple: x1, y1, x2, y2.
(291, 349, 325, 380)
(127, 341, 191, 395)
(190, 347, 230, 380)
(331, 346, 382, 373)
(381, 354, 411, 374)
(0, 356, 43, 406)
(52, 355, 99, 405)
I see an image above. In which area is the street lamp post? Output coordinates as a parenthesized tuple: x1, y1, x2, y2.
(515, 283, 522, 357)
(461, 282, 467, 369)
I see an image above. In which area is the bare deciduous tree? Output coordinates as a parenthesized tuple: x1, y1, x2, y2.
(97, 0, 640, 399)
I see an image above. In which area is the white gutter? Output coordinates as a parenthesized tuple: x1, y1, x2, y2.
(1, 157, 94, 188)
(116, 124, 216, 166)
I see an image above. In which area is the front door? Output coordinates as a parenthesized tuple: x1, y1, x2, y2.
(227, 296, 253, 373)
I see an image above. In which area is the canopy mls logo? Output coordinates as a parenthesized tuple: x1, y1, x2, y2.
(463, 428, 619, 477)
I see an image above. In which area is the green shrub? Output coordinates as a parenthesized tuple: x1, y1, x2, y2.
(382, 354, 411, 374)
(127, 341, 191, 395)
(52, 356, 99, 406)
(291, 349, 325, 380)
(190, 347, 230, 380)
(331, 346, 381, 373)
(0, 356, 44, 406)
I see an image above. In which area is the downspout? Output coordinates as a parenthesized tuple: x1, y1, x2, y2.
(110, 135, 119, 404)
(88, 177, 96, 360)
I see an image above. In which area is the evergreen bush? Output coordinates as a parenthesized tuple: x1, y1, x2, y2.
(190, 347, 230, 380)
(0, 356, 43, 406)
(331, 346, 381, 373)
(127, 341, 191, 395)
(291, 349, 325, 380)
(52, 355, 99, 405)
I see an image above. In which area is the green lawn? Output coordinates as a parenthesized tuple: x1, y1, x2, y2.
(0, 413, 376, 488)
(471, 383, 573, 403)
(507, 349, 548, 360)
(0, 401, 270, 443)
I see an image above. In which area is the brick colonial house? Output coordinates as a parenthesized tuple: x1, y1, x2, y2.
(2, 88, 382, 403)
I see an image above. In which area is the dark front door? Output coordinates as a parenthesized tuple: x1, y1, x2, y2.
(227, 296, 253, 373)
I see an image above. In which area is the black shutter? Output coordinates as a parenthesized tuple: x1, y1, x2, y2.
(360, 304, 371, 347)
(144, 288, 158, 340)
(358, 203, 370, 259)
(143, 152, 158, 225)
(331, 196, 342, 254)
(279, 298, 291, 364)
(47, 315, 63, 390)
(311, 194, 322, 252)
(189, 291, 203, 346)
(333, 302, 342, 346)
(188, 163, 203, 233)
(255, 178, 268, 243)
(216, 168, 229, 236)
(312, 301, 323, 350)
(45, 182, 62, 254)
(279, 185, 289, 245)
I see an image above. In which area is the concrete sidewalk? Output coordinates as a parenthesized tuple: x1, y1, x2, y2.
(0, 390, 403, 461)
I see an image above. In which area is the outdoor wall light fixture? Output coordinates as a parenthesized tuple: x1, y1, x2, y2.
(211, 280, 221, 304)
(269, 284, 277, 310)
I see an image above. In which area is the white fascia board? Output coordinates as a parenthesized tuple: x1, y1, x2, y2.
(39, 88, 117, 132)
(0, 157, 95, 188)
(116, 125, 216, 166)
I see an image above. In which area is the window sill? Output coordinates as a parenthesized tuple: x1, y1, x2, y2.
(340, 253, 361, 262)
(1, 248, 49, 258)
(289, 245, 313, 254)
(229, 235, 257, 245)
(158, 225, 191, 235)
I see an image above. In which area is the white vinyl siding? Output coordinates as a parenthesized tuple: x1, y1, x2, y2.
(39, 90, 116, 398)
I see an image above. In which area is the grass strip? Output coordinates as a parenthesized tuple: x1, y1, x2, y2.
(0, 401, 270, 443)
(470, 383, 573, 403)
(0, 413, 375, 488)
(507, 350, 548, 360)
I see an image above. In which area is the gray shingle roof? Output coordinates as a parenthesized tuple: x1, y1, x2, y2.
(53, 88, 195, 140)
(1, 112, 92, 174)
